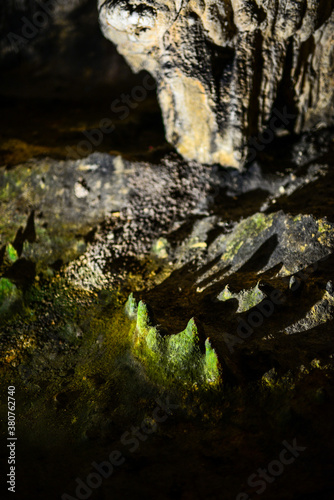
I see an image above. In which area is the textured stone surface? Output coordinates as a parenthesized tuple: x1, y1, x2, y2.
(0, 155, 129, 272)
(99, 0, 334, 168)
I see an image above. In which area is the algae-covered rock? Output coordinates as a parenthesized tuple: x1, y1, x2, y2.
(5, 243, 18, 264)
(0, 277, 21, 315)
(0, 154, 128, 272)
(192, 212, 334, 291)
(218, 282, 265, 313)
(128, 299, 221, 388)
(125, 292, 138, 319)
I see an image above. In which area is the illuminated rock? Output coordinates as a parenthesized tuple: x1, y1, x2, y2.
(99, 0, 334, 168)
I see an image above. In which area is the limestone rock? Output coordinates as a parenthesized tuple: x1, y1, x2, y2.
(99, 0, 334, 168)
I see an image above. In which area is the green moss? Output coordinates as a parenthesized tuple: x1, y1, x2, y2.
(218, 282, 264, 312)
(217, 285, 234, 302)
(222, 240, 244, 263)
(125, 292, 138, 318)
(165, 318, 202, 378)
(0, 277, 21, 315)
(251, 213, 273, 231)
(137, 300, 152, 337)
(23, 226, 87, 271)
(261, 368, 295, 392)
(6, 243, 18, 263)
(0, 274, 141, 441)
(221, 213, 275, 264)
(0, 278, 17, 300)
(317, 218, 333, 234)
(239, 283, 265, 311)
(131, 300, 221, 389)
(204, 338, 221, 382)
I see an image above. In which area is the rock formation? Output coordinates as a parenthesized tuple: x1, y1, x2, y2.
(99, 0, 334, 168)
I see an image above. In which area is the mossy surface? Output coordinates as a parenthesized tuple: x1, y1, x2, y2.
(0, 277, 17, 300)
(220, 212, 275, 264)
(0, 277, 21, 315)
(125, 292, 138, 318)
(6, 243, 18, 263)
(317, 218, 333, 234)
(129, 299, 221, 389)
(0, 275, 144, 446)
(218, 282, 265, 312)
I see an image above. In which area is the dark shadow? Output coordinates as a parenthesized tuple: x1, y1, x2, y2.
(237, 234, 278, 274)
